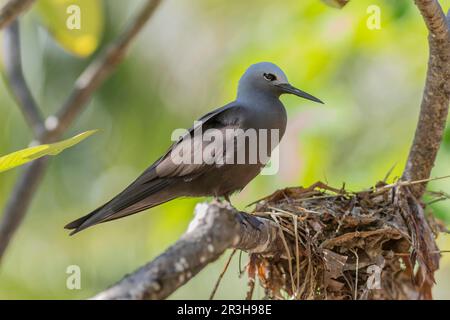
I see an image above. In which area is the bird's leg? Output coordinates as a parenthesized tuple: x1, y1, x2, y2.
(212, 195, 233, 207)
(224, 194, 232, 206)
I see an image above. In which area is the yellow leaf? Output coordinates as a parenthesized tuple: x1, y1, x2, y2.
(321, 0, 350, 9)
(35, 0, 104, 57)
(0, 130, 98, 173)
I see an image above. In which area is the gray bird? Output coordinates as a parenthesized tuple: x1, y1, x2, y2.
(65, 62, 323, 235)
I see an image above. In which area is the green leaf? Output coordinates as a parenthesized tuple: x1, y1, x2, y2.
(0, 130, 98, 173)
(35, 0, 104, 57)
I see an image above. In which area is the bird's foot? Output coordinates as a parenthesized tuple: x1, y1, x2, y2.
(236, 212, 263, 231)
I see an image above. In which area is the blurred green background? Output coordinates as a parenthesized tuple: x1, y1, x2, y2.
(0, 0, 449, 299)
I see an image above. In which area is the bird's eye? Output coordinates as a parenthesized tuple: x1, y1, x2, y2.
(263, 73, 277, 81)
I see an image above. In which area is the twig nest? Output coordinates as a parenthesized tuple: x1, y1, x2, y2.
(248, 181, 444, 300)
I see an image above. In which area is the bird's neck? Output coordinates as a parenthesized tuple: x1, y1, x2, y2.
(236, 91, 287, 137)
(236, 90, 281, 107)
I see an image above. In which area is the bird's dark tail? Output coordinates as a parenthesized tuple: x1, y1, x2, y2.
(64, 178, 177, 235)
(64, 206, 105, 236)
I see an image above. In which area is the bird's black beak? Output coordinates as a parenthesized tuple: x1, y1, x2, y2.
(276, 83, 324, 104)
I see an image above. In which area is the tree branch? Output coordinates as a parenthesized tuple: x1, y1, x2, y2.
(0, 0, 35, 30)
(93, 202, 284, 300)
(402, 1, 450, 197)
(0, 0, 163, 263)
(2, 20, 44, 136)
(0, 158, 48, 264)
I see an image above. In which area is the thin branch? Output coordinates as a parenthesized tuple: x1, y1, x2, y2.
(0, 0, 35, 30)
(2, 20, 44, 136)
(0, 158, 48, 263)
(209, 249, 236, 300)
(0, 0, 163, 263)
(93, 202, 285, 300)
(402, 1, 450, 197)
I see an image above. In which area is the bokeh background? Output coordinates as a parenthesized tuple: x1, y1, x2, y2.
(0, 0, 449, 299)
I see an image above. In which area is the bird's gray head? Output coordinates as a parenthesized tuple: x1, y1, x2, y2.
(237, 62, 323, 104)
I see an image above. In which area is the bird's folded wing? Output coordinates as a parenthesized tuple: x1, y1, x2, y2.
(107, 104, 243, 211)
(140, 102, 243, 181)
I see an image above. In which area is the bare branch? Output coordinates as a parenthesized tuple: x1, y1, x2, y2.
(0, 0, 35, 30)
(0, 158, 48, 263)
(402, 1, 450, 197)
(0, 0, 163, 263)
(2, 20, 44, 136)
(93, 202, 284, 300)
